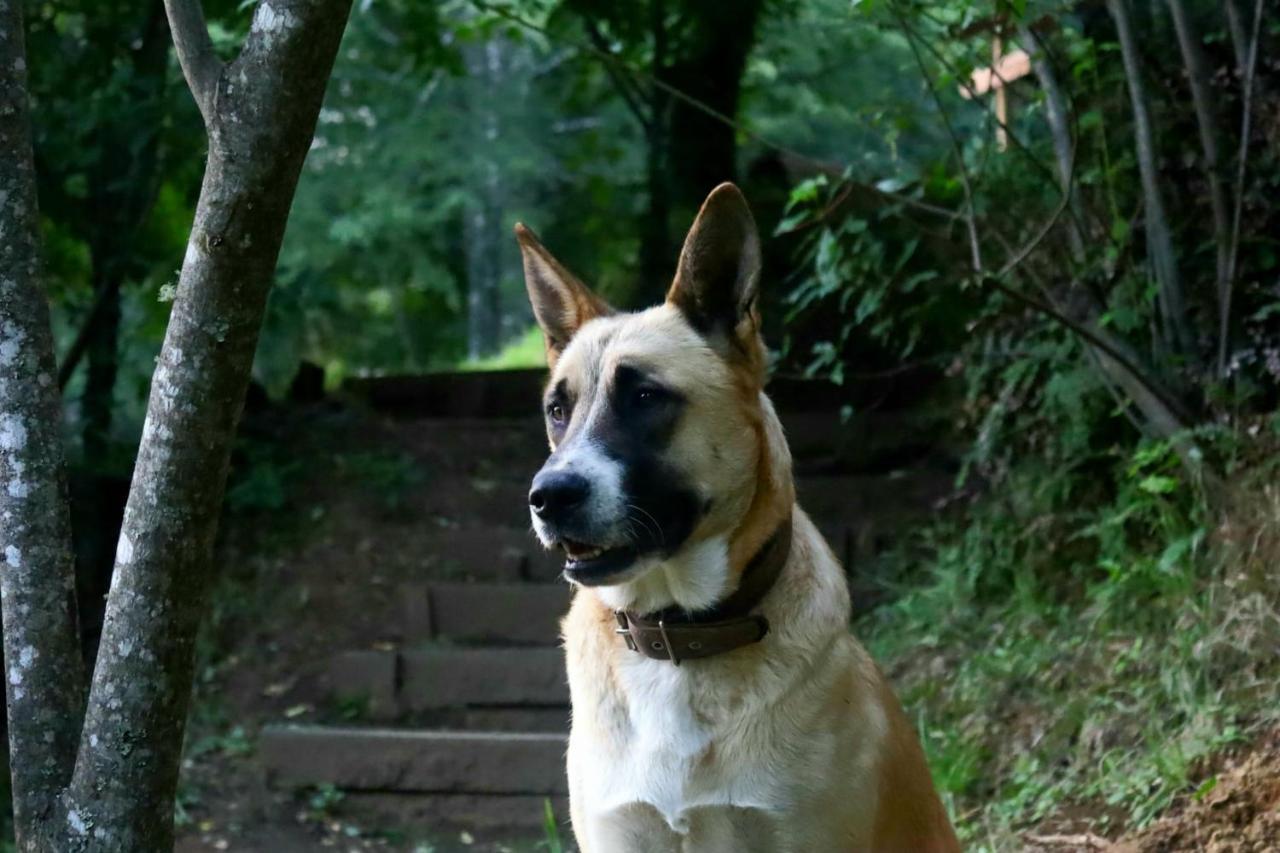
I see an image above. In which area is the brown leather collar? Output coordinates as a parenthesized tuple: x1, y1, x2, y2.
(614, 517, 793, 665)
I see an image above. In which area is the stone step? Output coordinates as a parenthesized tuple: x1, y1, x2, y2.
(417, 478, 532, 528)
(416, 469, 955, 534)
(414, 525, 562, 583)
(341, 791, 570, 838)
(401, 582, 571, 646)
(401, 647, 567, 708)
(325, 647, 568, 718)
(260, 725, 568, 795)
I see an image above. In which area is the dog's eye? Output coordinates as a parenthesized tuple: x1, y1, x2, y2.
(634, 386, 664, 405)
(547, 403, 566, 424)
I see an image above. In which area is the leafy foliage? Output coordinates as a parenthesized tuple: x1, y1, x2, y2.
(17, 0, 1280, 844)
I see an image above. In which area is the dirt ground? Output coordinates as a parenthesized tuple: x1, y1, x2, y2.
(173, 405, 560, 851)
(1108, 728, 1280, 853)
(1025, 729, 1280, 853)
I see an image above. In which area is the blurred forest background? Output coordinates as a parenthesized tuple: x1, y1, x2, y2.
(11, 0, 1280, 848)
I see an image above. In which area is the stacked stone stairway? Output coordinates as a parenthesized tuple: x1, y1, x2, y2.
(257, 367, 956, 841)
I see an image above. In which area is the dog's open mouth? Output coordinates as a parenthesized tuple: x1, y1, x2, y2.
(558, 538, 638, 585)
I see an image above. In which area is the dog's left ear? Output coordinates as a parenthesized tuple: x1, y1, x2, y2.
(515, 223, 613, 369)
(666, 183, 763, 361)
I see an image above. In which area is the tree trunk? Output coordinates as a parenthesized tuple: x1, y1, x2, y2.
(1018, 26, 1086, 262)
(60, 2, 353, 845)
(465, 38, 505, 360)
(1020, 25, 1194, 444)
(0, 3, 89, 847)
(1107, 0, 1194, 361)
(2, 0, 353, 848)
(663, 0, 765, 219)
(636, 0, 765, 302)
(1222, 0, 1251, 73)
(1165, 0, 1231, 332)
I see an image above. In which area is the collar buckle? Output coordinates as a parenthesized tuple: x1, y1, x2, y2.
(614, 610, 638, 652)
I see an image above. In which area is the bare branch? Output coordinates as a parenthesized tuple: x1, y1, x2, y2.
(1019, 25, 1087, 262)
(980, 274, 1194, 428)
(163, 0, 223, 124)
(890, 1, 983, 272)
(582, 18, 652, 131)
(56, 278, 123, 390)
(1220, 0, 1265, 375)
(903, 14, 1073, 211)
(1222, 0, 1252, 73)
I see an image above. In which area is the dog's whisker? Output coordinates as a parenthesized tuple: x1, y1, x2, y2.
(627, 503, 665, 546)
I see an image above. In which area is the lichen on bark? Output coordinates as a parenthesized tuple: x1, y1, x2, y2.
(1, 0, 354, 848)
(0, 1, 88, 849)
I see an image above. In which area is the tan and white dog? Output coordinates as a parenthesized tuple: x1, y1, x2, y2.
(517, 183, 959, 852)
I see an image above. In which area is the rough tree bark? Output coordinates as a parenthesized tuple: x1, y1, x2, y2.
(1107, 0, 1194, 361)
(0, 3, 89, 845)
(662, 0, 764, 221)
(2, 0, 353, 848)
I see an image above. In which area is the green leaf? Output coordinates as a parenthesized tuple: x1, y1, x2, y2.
(1137, 475, 1179, 495)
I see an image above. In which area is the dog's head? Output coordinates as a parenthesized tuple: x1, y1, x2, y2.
(518, 184, 792, 611)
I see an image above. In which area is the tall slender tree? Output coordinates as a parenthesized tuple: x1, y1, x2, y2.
(0, 0, 353, 847)
(571, 0, 768, 300)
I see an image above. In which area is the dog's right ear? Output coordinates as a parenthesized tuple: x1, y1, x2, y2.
(515, 223, 612, 368)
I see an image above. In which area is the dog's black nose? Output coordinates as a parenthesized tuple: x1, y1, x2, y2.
(529, 470, 590, 520)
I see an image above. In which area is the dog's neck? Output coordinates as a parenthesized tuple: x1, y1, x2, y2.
(593, 391, 795, 615)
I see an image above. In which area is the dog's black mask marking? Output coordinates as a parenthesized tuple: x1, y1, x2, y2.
(600, 365, 701, 556)
(537, 364, 704, 582)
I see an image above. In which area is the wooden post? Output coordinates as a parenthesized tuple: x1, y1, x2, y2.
(993, 35, 1009, 151)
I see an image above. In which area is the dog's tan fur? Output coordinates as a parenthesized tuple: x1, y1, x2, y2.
(519, 184, 959, 852)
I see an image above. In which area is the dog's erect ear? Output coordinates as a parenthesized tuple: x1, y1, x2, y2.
(666, 183, 762, 345)
(515, 223, 612, 367)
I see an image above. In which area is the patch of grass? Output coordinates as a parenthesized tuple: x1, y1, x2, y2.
(539, 798, 564, 853)
(862, 451, 1280, 850)
(458, 326, 546, 371)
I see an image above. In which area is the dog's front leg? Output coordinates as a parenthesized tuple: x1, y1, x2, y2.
(573, 803, 684, 853)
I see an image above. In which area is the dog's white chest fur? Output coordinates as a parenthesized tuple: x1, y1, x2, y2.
(572, 653, 782, 838)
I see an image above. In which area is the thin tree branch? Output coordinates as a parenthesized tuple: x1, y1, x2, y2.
(1020, 25, 1087, 262)
(901, 14, 1075, 210)
(1222, 0, 1252, 74)
(582, 18, 652, 132)
(890, 1, 983, 272)
(163, 0, 223, 124)
(468, 0, 960, 223)
(56, 278, 123, 390)
(997, 178, 1074, 279)
(980, 273, 1194, 425)
(1220, 0, 1265, 376)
